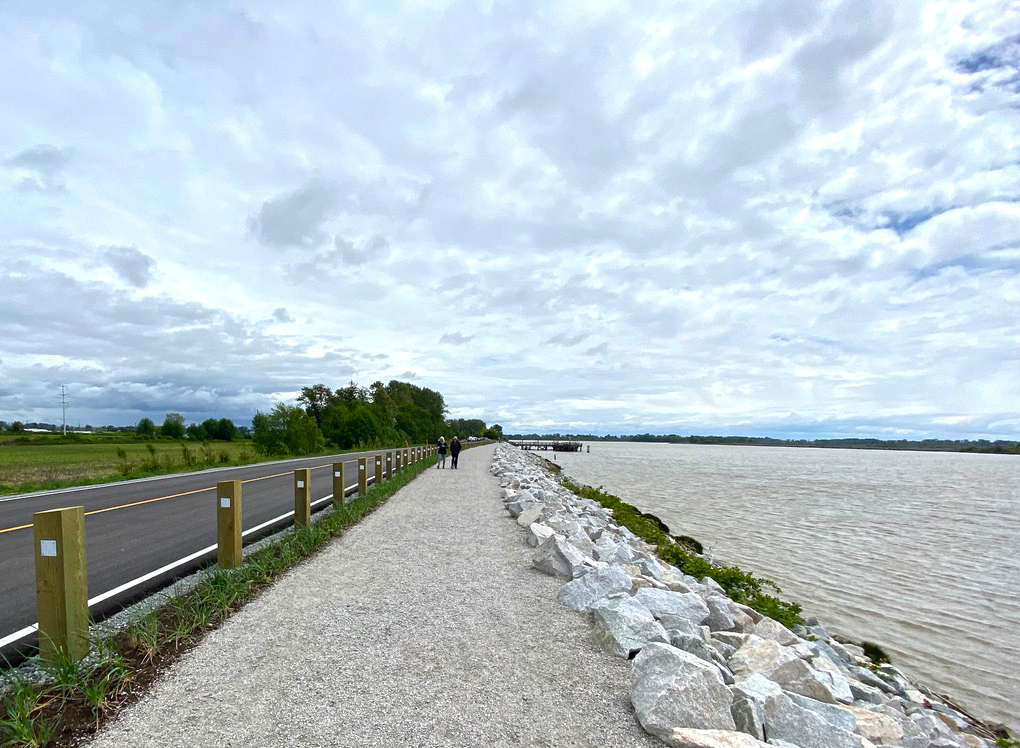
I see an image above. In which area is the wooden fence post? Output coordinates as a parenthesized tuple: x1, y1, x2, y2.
(332, 462, 346, 508)
(386, 452, 393, 478)
(217, 480, 242, 569)
(375, 455, 383, 487)
(294, 468, 311, 528)
(358, 457, 368, 496)
(33, 506, 89, 663)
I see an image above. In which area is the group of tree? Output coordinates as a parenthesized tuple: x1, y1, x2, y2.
(251, 379, 500, 456)
(135, 414, 238, 442)
(447, 418, 501, 440)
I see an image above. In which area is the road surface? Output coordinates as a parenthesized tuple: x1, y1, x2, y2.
(0, 447, 420, 655)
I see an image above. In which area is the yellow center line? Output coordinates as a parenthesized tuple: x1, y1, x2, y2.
(0, 462, 343, 534)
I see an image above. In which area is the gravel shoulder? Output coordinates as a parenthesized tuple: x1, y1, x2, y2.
(86, 444, 660, 748)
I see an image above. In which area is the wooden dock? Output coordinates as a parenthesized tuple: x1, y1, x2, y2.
(509, 440, 583, 452)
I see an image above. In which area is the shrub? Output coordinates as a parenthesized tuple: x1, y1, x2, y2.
(862, 641, 890, 665)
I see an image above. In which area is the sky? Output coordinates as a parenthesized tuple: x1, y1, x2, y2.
(1, 1, 1018, 440)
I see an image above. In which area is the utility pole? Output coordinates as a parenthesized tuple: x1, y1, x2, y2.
(60, 385, 67, 435)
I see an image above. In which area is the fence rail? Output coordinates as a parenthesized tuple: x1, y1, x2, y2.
(4, 444, 437, 662)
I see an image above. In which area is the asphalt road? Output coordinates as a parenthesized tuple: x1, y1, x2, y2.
(0, 447, 425, 655)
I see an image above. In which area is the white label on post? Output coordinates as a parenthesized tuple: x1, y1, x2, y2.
(296, 480, 305, 488)
(220, 497, 231, 508)
(334, 471, 340, 477)
(359, 465, 364, 471)
(40, 540, 57, 557)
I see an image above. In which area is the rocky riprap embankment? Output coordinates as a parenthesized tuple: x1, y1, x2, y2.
(491, 444, 1003, 748)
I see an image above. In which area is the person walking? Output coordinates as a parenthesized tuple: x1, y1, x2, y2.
(450, 436, 462, 469)
(436, 436, 448, 468)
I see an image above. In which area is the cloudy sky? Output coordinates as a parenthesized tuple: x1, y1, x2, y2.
(1, 1, 1018, 439)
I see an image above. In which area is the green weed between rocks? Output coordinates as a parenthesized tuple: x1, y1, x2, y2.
(0, 455, 437, 748)
(861, 640, 891, 665)
(561, 478, 804, 629)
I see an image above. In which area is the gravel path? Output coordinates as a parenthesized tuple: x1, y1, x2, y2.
(87, 445, 660, 748)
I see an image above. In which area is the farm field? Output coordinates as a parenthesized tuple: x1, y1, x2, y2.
(0, 437, 260, 495)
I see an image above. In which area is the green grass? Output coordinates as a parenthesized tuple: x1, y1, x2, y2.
(561, 477, 804, 629)
(0, 435, 436, 496)
(0, 453, 438, 747)
(0, 440, 260, 495)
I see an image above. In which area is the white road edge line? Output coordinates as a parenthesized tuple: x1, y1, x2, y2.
(0, 482, 362, 650)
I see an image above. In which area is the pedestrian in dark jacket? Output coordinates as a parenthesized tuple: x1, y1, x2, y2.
(437, 436, 447, 468)
(450, 436, 462, 469)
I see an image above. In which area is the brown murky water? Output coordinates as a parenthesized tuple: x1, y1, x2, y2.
(553, 442, 1019, 733)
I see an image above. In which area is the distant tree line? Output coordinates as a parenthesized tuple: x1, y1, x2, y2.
(132, 414, 239, 442)
(0, 417, 246, 441)
(506, 432, 1020, 454)
(249, 380, 502, 457)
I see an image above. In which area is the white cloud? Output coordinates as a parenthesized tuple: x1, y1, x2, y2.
(0, 0, 1017, 439)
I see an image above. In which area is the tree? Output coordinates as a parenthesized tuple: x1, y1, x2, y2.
(298, 384, 335, 429)
(252, 403, 324, 455)
(160, 412, 186, 439)
(447, 418, 486, 438)
(324, 403, 384, 449)
(186, 423, 207, 441)
(216, 418, 236, 441)
(11, 421, 24, 433)
(136, 417, 156, 437)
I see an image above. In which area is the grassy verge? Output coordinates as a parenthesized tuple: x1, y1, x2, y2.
(0, 454, 437, 748)
(561, 478, 803, 629)
(0, 441, 261, 496)
(0, 439, 430, 497)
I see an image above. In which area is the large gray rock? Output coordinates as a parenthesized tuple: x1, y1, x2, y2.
(630, 643, 737, 738)
(839, 705, 905, 745)
(635, 554, 673, 582)
(731, 695, 764, 741)
(811, 655, 855, 703)
(532, 534, 587, 578)
(661, 613, 703, 638)
(754, 618, 800, 646)
(705, 596, 737, 631)
(764, 692, 877, 748)
(849, 680, 887, 705)
(850, 665, 900, 695)
(516, 506, 544, 527)
(713, 631, 749, 649)
(526, 522, 556, 547)
(728, 636, 800, 678)
(506, 489, 537, 517)
(660, 728, 770, 747)
(670, 631, 718, 664)
(768, 657, 851, 704)
(592, 594, 670, 658)
(557, 564, 632, 612)
(705, 596, 755, 632)
(635, 588, 711, 625)
(731, 673, 783, 707)
(784, 692, 857, 733)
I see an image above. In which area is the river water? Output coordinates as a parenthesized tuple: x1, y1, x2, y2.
(550, 442, 1019, 732)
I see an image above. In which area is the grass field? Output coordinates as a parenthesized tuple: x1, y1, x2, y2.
(0, 438, 261, 495)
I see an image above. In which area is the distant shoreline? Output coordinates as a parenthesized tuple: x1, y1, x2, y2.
(506, 434, 1020, 455)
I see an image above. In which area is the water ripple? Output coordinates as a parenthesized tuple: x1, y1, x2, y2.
(557, 443, 1020, 733)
